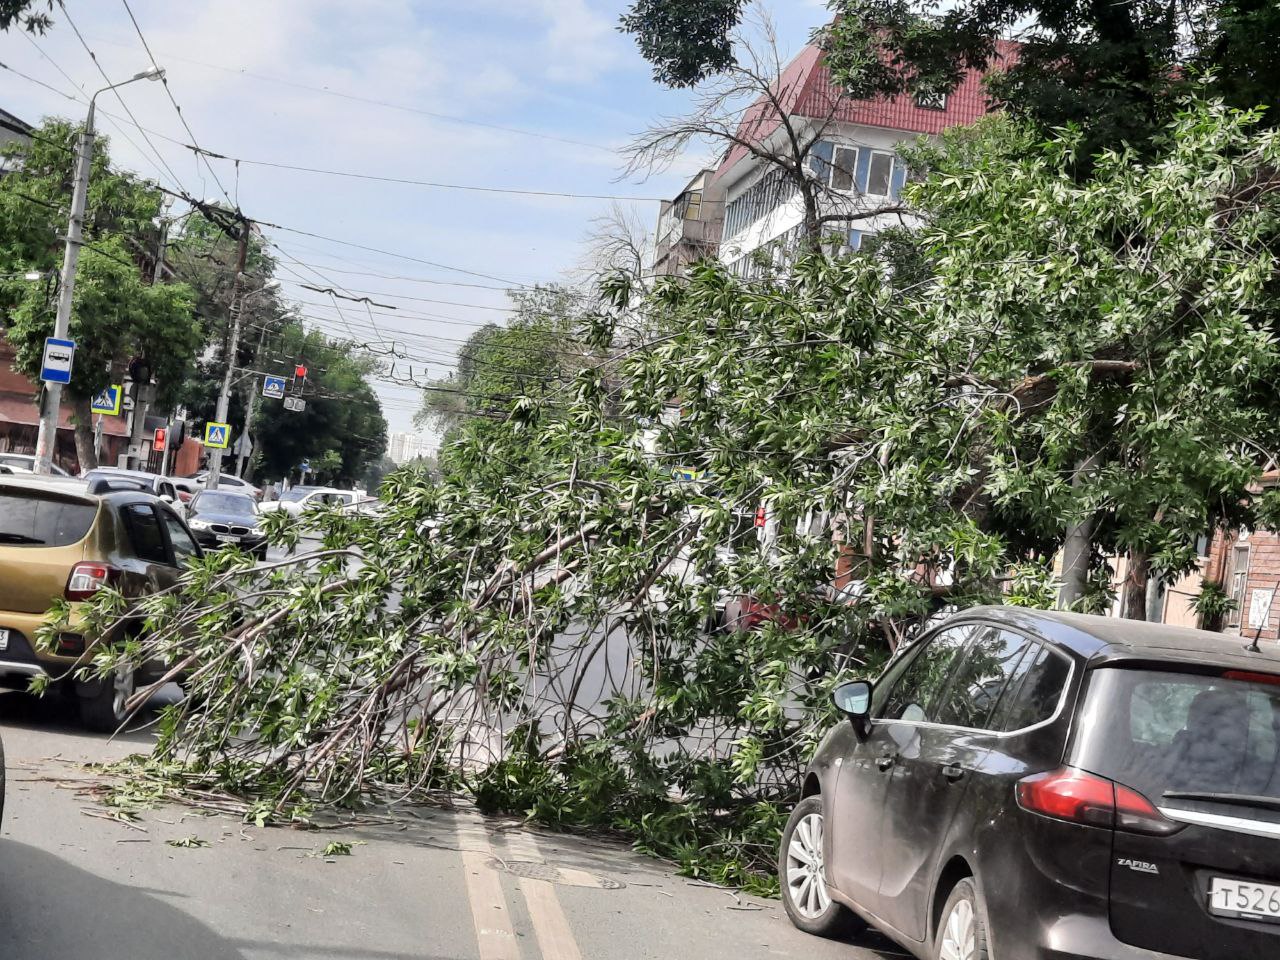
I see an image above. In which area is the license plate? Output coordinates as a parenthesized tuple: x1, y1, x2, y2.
(1209, 877, 1280, 922)
(0, 628, 8, 651)
(216, 535, 240, 544)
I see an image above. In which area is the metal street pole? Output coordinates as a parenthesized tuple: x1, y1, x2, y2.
(206, 255, 277, 490)
(32, 68, 164, 476)
(205, 220, 250, 491)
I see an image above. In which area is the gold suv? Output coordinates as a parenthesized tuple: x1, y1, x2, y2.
(0, 474, 203, 730)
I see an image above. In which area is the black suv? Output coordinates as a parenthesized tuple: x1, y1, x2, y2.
(782, 607, 1280, 959)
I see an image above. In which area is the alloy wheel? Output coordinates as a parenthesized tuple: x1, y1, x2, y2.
(938, 897, 976, 960)
(111, 665, 136, 723)
(785, 811, 831, 919)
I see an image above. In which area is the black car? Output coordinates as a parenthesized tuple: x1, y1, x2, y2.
(782, 606, 1280, 960)
(185, 490, 267, 559)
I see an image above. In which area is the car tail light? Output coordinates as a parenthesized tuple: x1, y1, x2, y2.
(1016, 767, 1182, 836)
(1223, 669, 1280, 687)
(65, 562, 119, 601)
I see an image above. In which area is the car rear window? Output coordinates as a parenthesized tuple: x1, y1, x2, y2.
(1071, 667, 1280, 803)
(0, 492, 97, 547)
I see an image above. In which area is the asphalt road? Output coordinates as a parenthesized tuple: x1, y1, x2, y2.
(0, 690, 905, 960)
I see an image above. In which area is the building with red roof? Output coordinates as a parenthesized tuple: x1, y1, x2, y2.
(652, 37, 1017, 276)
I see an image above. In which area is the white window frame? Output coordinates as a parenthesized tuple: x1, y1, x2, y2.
(865, 151, 896, 197)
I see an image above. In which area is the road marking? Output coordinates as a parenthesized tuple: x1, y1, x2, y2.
(503, 830, 584, 960)
(456, 818, 520, 960)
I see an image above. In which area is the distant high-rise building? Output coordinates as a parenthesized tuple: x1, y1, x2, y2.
(387, 431, 433, 465)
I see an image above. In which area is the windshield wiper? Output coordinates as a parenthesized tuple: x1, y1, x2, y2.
(1163, 791, 1280, 812)
(0, 532, 45, 544)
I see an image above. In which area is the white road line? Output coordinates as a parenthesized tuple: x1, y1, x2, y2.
(457, 818, 520, 960)
(503, 830, 584, 960)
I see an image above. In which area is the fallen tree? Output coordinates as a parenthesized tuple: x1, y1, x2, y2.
(41, 98, 1280, 890)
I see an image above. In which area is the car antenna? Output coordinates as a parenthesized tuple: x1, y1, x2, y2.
(1243, 581, 1278, 654)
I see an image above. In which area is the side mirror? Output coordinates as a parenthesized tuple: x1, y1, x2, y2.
(833, 680, 873, 739)
(161, 494, 175, 504)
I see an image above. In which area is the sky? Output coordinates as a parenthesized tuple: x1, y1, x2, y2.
(1, 0, 829, 449)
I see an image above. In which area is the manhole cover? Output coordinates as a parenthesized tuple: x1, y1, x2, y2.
(488, 858, 625, 890)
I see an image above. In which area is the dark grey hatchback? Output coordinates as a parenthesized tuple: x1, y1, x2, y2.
(781, 607, 1280, 959)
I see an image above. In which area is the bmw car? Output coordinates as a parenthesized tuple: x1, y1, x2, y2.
(782, 607, 1280, 959)
(185, 490, 268, 560)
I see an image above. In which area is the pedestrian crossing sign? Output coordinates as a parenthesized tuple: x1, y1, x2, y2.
(204, 421, 231, 449)
(90, 384, 123, 416)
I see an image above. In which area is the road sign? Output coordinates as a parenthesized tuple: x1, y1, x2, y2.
(262, 376, 287, 400)
(90, 384, 123, 416)
(153, 427, 167, 452)
(284, 396, 307, 413)
(40, 337, 76, 384)
(204, 421, 231, 449)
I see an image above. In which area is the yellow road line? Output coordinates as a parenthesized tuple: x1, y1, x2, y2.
(503, 830, 584, 960)
(457, 818, 520, 960)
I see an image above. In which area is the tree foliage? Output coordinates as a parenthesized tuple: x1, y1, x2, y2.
(623, 0, 1280, 158)
(58, 100, 1280, 891)
(0, 120, 198, 463)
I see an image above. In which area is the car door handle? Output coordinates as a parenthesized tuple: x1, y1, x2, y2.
(875, 755, 895, 772)
(941, 764, 965, 782)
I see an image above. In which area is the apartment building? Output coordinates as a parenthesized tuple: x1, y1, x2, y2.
(651, 41, 1013, 276)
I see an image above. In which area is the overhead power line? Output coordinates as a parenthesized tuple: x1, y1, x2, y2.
(80, 32, 617, 153)
(117, 0, 236, 210)
(56, 3, 190, 194)
(188, 147, 664, 202)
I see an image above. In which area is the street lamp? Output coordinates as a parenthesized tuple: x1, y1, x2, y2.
(205, 277, 280, 490)
(32, 67, 166, 475)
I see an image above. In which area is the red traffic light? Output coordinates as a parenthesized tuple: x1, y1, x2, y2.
(295, 364, 308, 379)
(154, 427, 167, 451)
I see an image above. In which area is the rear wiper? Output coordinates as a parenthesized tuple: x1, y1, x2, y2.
(0, 533, 45, 544)
(1163, 791, 1280, 812)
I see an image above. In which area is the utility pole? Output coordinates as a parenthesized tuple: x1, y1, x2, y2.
(205, 219, 251, 490)
(235, 326, 267, 478)
(32, 68, 164, 475)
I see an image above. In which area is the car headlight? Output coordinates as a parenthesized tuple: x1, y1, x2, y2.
(188, 519, 211, 531)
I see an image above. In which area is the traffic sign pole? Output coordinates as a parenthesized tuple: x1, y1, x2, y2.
(32, 108, 94, 475)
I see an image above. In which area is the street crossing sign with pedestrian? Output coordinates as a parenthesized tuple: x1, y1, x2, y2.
(204, 421, 231, 449)
(40, 337, 76, 384)
(90, 384, 123, 416)
(262, 375, 287, 400)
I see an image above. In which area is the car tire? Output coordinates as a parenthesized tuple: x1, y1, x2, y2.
(935, 877, 991, 960)
(78, 664, 138, 733)
(779, 795, 865, 938)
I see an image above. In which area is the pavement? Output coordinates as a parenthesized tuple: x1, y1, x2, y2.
(0, 690, 907, 960)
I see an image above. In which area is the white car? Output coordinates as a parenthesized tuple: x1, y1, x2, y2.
(0, 454, 70, 476)
(259, 486, 358, 517)
(194, 473, 261, 500)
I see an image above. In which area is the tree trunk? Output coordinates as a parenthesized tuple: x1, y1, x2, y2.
(1121, 551, 1150, 620)
(70, 393, 97, 473)
(1057, 452, 1102, 610)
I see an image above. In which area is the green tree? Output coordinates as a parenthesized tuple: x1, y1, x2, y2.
(243, 323, 387, 485)
(0, 120, 198, 468)
(622, 0, 1280, 158)
(62, 98, 1280, 893)
(0, 0, 52, 32)
(417, 284, 596, 480)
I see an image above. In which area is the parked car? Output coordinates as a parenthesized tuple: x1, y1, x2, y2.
(194, 472, 261, 500)
(259, 486, 358, 517)
(782, 606, 1280, 960)
(0, 474, 203, 730)
(82, 468, 184, 514)
(184, 490, 267, 559)
(0, 453, 70, 476)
